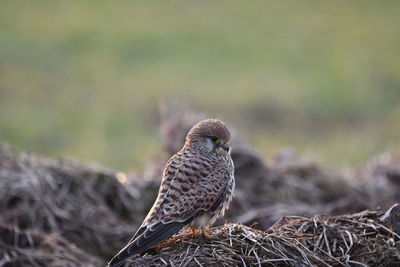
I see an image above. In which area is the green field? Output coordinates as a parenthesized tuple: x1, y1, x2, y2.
(1, 1, 400, 170)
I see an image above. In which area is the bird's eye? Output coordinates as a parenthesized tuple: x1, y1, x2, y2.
(210, 136, 218, 142)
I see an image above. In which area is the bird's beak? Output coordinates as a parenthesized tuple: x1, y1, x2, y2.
(222, 142, 230, 152)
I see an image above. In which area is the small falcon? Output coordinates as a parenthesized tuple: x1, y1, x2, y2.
(109, 119, 235, 267)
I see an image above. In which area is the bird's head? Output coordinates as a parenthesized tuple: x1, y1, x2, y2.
(185, 119, 231, 154)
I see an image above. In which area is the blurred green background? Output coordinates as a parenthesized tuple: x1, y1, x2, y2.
(1, 1, 400, 171)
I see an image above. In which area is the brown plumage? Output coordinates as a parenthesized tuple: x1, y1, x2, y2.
(108, 119, 235, 267)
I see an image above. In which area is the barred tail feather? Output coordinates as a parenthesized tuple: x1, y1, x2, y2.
(108, 222, 186, 267)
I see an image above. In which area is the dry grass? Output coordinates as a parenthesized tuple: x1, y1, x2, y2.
(0, 223, 102, 267)
(1, 109, 400, 266)
(0, 144, 143, 261)
(129, 209, 400, 266)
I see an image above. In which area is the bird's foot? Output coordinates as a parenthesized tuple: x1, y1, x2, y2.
(199, 226, 213, 239)
(186, 226, 213, 239)
(187, 226, 201, 236)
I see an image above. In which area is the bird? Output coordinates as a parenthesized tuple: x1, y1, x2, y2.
(108, 118, 235, 267)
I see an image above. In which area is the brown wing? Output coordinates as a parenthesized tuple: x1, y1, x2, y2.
(159, 157, 230, 223)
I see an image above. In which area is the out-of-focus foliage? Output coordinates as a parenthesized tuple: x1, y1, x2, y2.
(1, 1, 399, 170)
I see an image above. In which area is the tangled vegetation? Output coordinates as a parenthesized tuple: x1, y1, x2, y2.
(1, 111, 400, 266)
